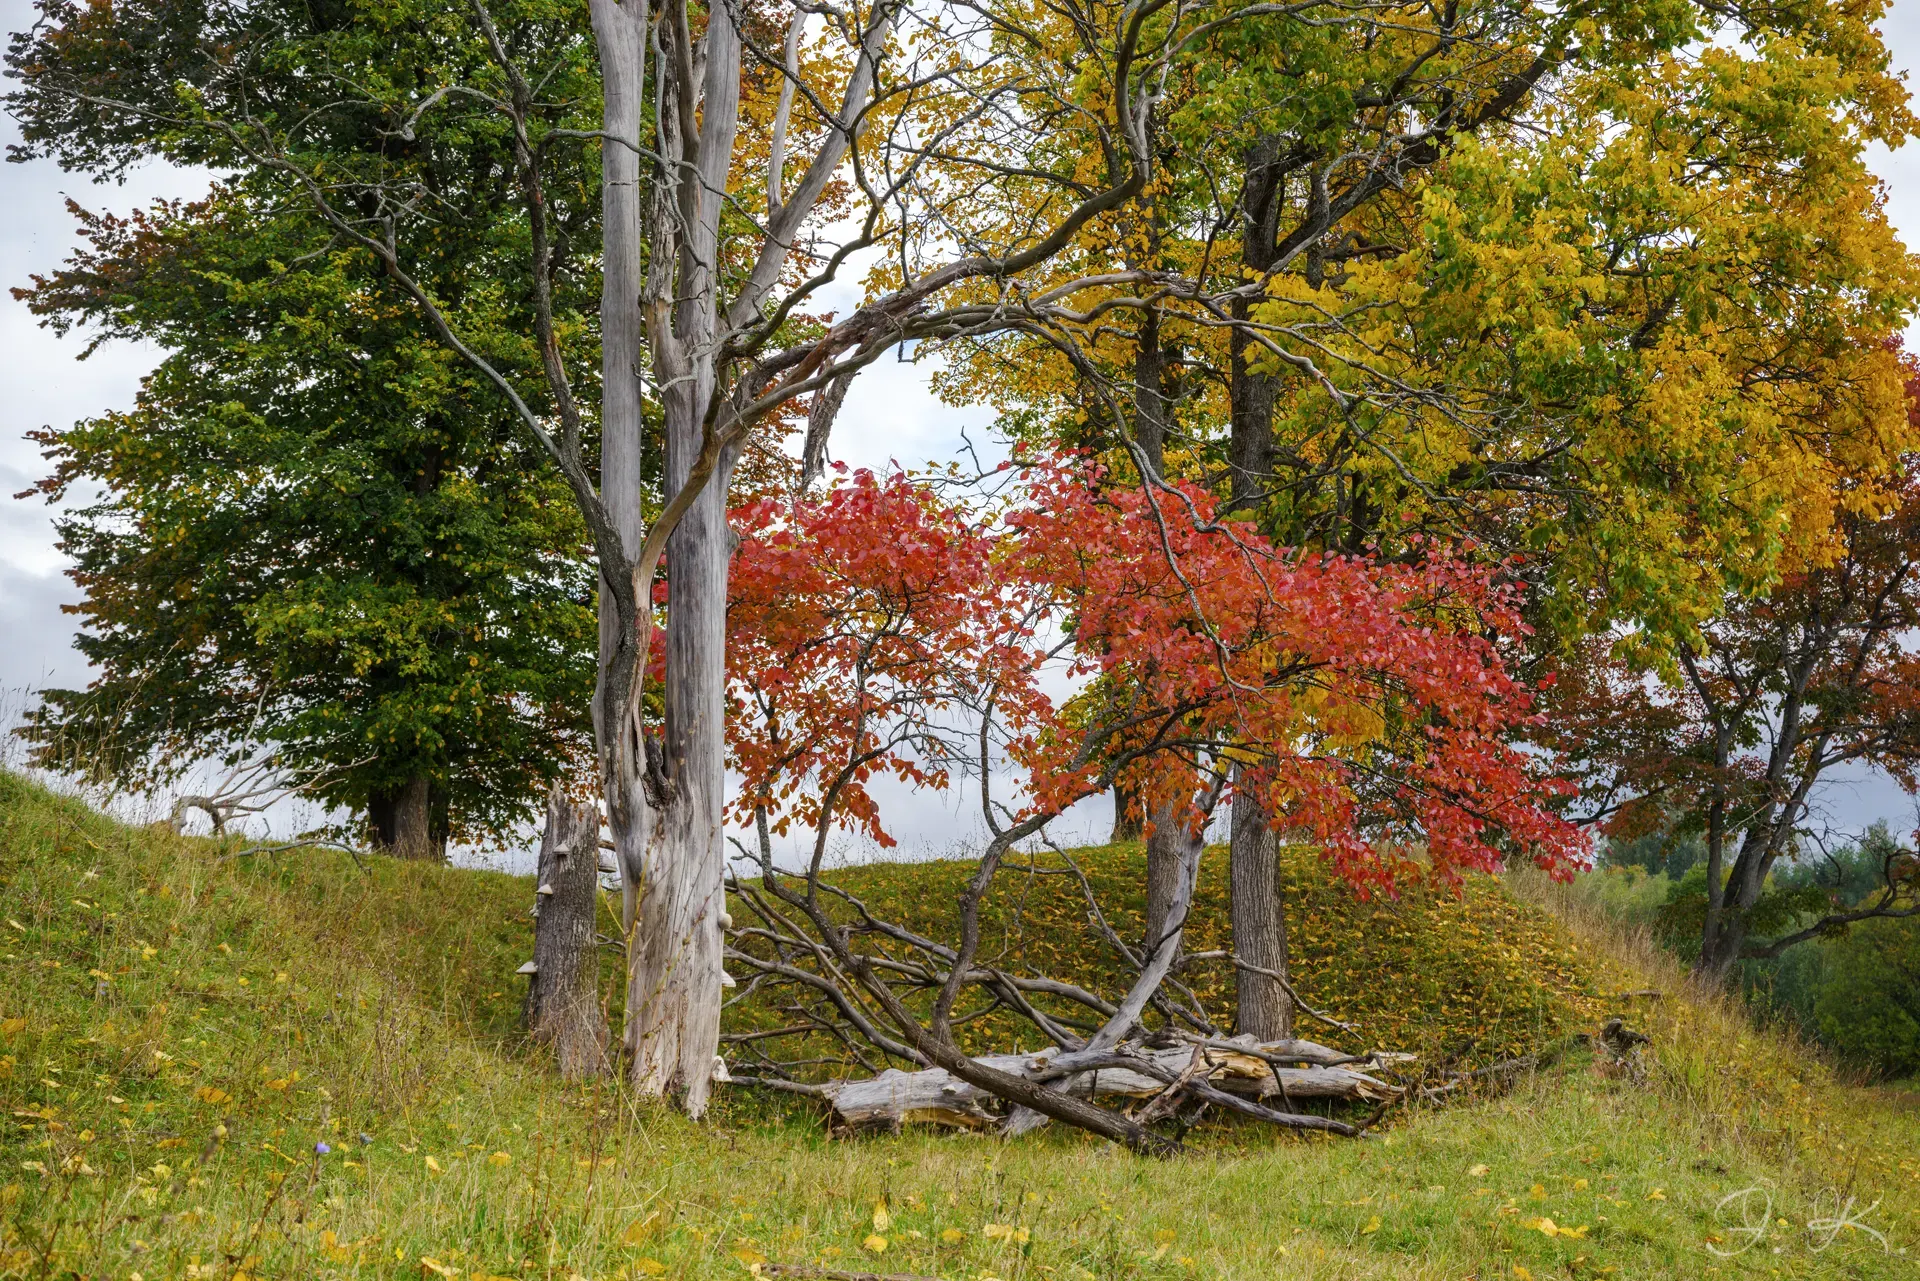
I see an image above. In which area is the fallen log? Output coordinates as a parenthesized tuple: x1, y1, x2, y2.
(810, 1035, 1399, 1134)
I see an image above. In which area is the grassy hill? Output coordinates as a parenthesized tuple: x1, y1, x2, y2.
(2, 771, 1916, 1279)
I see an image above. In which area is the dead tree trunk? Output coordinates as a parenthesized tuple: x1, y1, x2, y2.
(816, 1037, 1390, 1134)
(524, 784, 609, 1077)
(1230, 784, 1291, 1039)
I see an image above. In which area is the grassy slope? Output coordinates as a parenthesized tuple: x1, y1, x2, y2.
(1, 772, 1915, 1281)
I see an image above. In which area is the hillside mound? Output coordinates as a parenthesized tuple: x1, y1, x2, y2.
(730, 845, 1610, 1077)
(3, 772, 1915, 1280)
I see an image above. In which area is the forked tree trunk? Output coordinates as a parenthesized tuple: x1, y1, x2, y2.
(590, 0, 728, 1113)
(526, 783, 608, 1077)
(1229, 785, 1291, 1039)
(611, 0, 743, 1114)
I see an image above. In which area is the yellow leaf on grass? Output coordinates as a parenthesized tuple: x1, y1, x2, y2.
(419, 1257, 459, 1278)
(1524, 1217, 1558, 1237)
(1512, 1268, 1534, 1281)
(0, 1019, 23, 1036)
(193, 1087, 229, 1105)
(424, 1156, 442, 1174)
(623, 1209, 666, 1245)
(984, 1224, 1015, 1241)
(941, 1228, 965, 1244)
(1361, 1215, 1382, 1235)
(264, 1078, 291, 1092)
(732, 1246, 768, 1266)
(1529, 1184, 1547, 1200)
(872, 1200, 892, 1232)
(634, 1259, 666, 1276)
(863, 1234, 889, 1254)
(1572, 1178, 1589, 1191)
(487, 1151, 511, 1167)
(1646, 1188, 1666, 1201)
(1467, 1163, 1490, 1177)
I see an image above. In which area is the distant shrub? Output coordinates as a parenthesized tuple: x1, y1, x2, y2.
(1576, 826, 1920, 1080)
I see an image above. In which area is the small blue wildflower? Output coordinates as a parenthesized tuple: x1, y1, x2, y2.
(314, 1142, 331, 1156)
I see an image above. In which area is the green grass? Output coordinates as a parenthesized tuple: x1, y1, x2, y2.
(2, 771, 1917, 1279)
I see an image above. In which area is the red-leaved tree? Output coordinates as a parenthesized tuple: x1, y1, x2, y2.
(719, 461, 1584, 1148)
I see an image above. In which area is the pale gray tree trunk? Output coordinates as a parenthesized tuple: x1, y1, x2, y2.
(526, 783, 609, 1077)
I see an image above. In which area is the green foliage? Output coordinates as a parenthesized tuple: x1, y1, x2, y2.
(1655, 865, 1833, 965)
(1573, 827, 1920, 1078)
(15, 187, 599, 844)
(1811, 918, 1920, 1078)
(1774, 824, 1908, 907)
(1601, 832, 1702, 880)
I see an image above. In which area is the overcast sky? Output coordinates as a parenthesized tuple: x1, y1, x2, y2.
(5, 1, 1920, 862)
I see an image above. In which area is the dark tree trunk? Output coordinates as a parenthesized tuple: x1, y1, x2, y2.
(1143, 799, 1188, 956)
(1132, 308, 1169, 474)
(369, 774, 444, 861)
(525, 783, 609, 1077)
(1229, 136, 1284, 515)
(1230, 784, 1291, 1039)
(1109, 781, 1143, 843)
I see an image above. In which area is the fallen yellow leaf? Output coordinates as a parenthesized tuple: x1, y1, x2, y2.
(872, 1199, 892, 1232)
(419, 1257, 459, 1278)
(940, 1228, 965, 1243)
(424, 1156, 442, 1174)
(487, 1151, 511, 1167)
(622, 1209, 666, 1245)
(862, 1234, 888, 1254)
(1360, 1215, 1382, 1235)
(1468, 1163, 1490, 1177)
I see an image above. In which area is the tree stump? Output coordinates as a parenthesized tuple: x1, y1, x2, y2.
(523, 783, 608, 1077)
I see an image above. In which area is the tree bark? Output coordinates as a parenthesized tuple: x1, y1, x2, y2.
(818, 1038, 1391, 1132)
(1109, 781, 1143, 843)
(1228, 138, 1283, 514)
(1143, 799, 1187, 956)
(1229, 784, 1291, 1039)
(526, 783, 609, 1078)
(369, 774, 443, 861)
(590, 0, 728, 1113)
(614, 0, 741, 1116)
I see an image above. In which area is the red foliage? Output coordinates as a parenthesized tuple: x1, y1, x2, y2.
(725, 459, 1586, 891)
